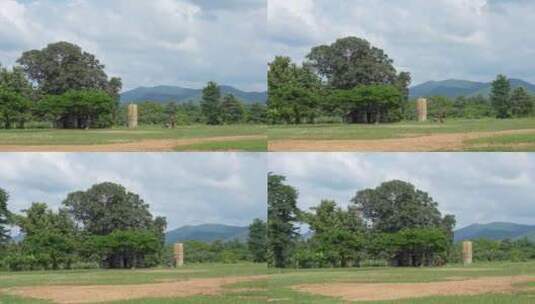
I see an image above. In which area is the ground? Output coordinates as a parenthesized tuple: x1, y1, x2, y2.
(268, 118, 535, 151)
(0, 125, 267, 152)
(1, 261, 534, 303)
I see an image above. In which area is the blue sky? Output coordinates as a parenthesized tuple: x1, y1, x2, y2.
(269, 153, 535, 229)
(0, 153, 267, 231)
(0, 0, 268, 91)
(268, 0, 535, 86)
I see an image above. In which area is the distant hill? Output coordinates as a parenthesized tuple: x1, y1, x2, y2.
(165, 224, 249, 244)
(454, 222, 535, 242)
(121, 85, 267, 104)
(410, 79, 535, 99)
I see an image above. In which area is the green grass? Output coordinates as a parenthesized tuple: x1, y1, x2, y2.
(1, 262, 534, 303)
(173, 138, 267, 152)
(268, 118, 535, 141)
(0, 125, 267, 151)
(464, 133, 535, 151)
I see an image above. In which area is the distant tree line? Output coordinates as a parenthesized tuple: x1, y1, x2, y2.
(268, 36, 535, 124)
(0, 41, 267, 130)
(0, 185, 267, 271)
(404, 75, 534, 122)
(116, 83, 267, 127)
(267, 174, 457, 268)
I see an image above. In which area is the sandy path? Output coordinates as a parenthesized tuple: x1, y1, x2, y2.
(0, 135, 265, 152)
(269, 129, 535, 152)
(4, 275, 268, 303)
(293, 275, 535, 302)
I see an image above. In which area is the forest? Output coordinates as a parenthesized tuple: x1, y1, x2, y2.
(267, 37, 535, 125)
(267, 174, 535, 269)
(0, 41, 267, 130)
(0, 185, 266, 271)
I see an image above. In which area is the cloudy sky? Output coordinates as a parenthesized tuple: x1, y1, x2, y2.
(0, 0, 268, 91)
(0, 153, 266, 231)
(269, 153, 535, 229)
(268, 0, 535, 85)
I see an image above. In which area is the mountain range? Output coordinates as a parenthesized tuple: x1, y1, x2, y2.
(120, 85, 267, 104)
(409, 79, 535, 99)
(164, 224, 249, 245)
(454, 222, 535, 242)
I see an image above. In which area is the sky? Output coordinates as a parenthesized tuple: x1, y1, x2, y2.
(0, 153, 267, 231)
(268, 0, 535, 86)
(269, 153, 535, 229)
(0, 0, 268, 91)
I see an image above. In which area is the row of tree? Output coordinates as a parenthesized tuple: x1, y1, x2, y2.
(268, 37, 535, 124)
(0, 184, 267, 271)
(267, 174, 456, 268)
(268, 37, 411, 124)
(118, 88, 267, 127)
(0, 41, 268, 129)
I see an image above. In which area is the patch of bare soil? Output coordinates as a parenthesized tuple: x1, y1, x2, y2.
(293, 276, 535, 302)
(4, 275, 268, 304)
(0, 135, 265, 152)
(269, 129, 535, 152)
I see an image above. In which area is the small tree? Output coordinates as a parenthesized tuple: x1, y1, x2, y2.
(165, 102, 178, 128)
(248, 218, 267, 262)
(490, 75, 511, 118)
(221, 94, 245, 124)
(201, 81, 222, 125)
(510, 87, 534, 117)
(0, 188, 11, 246)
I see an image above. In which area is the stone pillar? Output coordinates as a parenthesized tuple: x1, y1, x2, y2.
(128, 104, 138, 129)
(416, 98, 428, 122)
(174, 243, 184, 267)
(462, 241, 473, 265)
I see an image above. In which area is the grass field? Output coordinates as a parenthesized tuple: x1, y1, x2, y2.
(0, 125, 267, 152)
(268, 118, 535, 151)
(1, 261, 534, 303)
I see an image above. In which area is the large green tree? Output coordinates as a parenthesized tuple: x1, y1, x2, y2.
(302, 200, 365, 267)
(267, 174, 300, 268)
(351, 180, 454, 234)
(15, 203, 77, 270)
(201, 81, 222, 125)
(305, 36, 406, 90)
(248, 218, 267, 263)
(17, 41, 119, 95)
(490, 74, 512, 118)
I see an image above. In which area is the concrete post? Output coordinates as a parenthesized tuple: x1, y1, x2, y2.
(462, 241, 473, 265)
(174, 243, 184, 267)
(417, 98, 428, 122)
(127, 104, 138, 129)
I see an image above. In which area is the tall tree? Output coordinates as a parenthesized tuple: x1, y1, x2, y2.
(201, 81, 222, 125)
(305, 36, 401, 89)
(510, 87, 534, 117)
(248, 218, 267, 263)
(17, 41, 115, 95)
(267, 174, 300, 268)
(490, 74, 512, 118)
(0, 187, 11, 245)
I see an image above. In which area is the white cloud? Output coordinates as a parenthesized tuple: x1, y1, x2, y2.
(267, 0, 535, 85)
(0, 153, 267, 230)
(0, 0, 267, 91)
(269, 153, 535, 229)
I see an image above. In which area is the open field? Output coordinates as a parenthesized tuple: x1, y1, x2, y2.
(1, 262, 534, 303)
(0, 125, 267, 152)
(0, 263, 269, 304)
(268, 118, 535, 151)
(264, 261, 535, 303)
